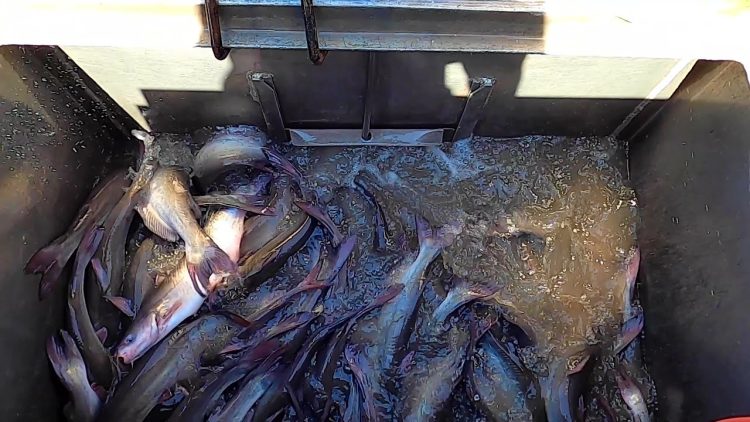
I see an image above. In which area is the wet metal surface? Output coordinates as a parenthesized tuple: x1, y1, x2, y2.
(0, 46, 131, 420)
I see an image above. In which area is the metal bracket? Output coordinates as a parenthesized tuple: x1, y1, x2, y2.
(249, 70, 494, 146)
(248, 72, 288, 143)
(204, 0, 231, 60)
(301, 0, 327, 65)
(452, 77, 496, 142)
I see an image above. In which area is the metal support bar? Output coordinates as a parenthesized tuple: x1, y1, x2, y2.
(361, 52, 377, 141)
(300, 0, 327, 65)
(248, 72, 288, 143)
(290, 129, 444, 146)
(204, 0, 231, 60)
(452, 77, 496, 142)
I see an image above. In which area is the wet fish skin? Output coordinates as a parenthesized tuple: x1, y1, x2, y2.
(614, 308, 644, 355)
(376, 217, 462, 371)
(115, 206, 245, 363)
(469, 332, 544, 422)
(286, 284, 404, 405)
(101, 315, 239, 422)
(616, 366, 650, 422)
(345, 345, 379, 422)
(67, 226, 116, 388)
(353, 176, 389, 252)
(46, 330, 101, 422)
(295, 199, 345, 247)
(343, 373, 363, 422)
(136, 166, 237, 291)
(123, 237, 157, 314)
(540, 349, 593, 422)
(432, 277, 499, 324)
(192, 130, 301, 188)
(25, 168, 128, 299)
(96, 131, 160, 296)
(403, 320, 471, 422)
(209, 368, 279, 422)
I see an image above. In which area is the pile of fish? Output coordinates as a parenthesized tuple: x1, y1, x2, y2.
(27, 128, 652, 421)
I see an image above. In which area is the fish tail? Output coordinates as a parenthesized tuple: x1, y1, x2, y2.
(26, 240, 73, 300)
(416, 216, 462, 252)
(262, 148, 303, 181)
(46, 330, 86, 388)
(186, 235, 238, 295)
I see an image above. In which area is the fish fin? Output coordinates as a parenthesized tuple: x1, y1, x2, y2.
(262, 147, 303, 180)
(295, 200, 344, 247)
(105, 296, 135, 318)
(299, 262, 324, 288)
(47, 330, 88, 386)
(136, 203, 179, 242)
(186, 236, 237, 294)
(325, 235, 357, 285)
(416, 216, 462, 250)
(218, 310, 253, 327)
(95, 327, 108, 344)
(433, 280, 498, 324)
(26, 240, 73, 300)
(194, 194, 276, 216)
(90, 256, 109, 292)
(615, 309, 644, 354)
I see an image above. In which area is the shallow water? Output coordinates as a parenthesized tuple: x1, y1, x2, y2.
(142, 130, 653, 420)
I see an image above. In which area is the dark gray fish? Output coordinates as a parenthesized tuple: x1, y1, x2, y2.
(123, 237, 157, 315)
(101, 315, 239, 422)
(540, 348, 593, 422)
(286, 284, 405, 406)
(96, 130, 160, 296)
(614, 308, 644, 355)
(238, 183, 314, 282)
(67, 226, 116, 388)
(403, 320, 471, 422)
(167, 339, 282, 422)
(231, 263, 325, 341)
(432, 278, 499, 324)
(343, 373, 363, 422)
(46, 330, 101, 422)
(344, 345, 378, 422)
(192, 129, 301, 188)
(615, 366, 650, 422)
(25, 168, 128, 299)
(294, 199, 345, 247)
(375, 217, 462, 371)
(208, 367, 279, 422)
(353, 176, 389, 252)
(116, 206, 245, 364)
(135, 165, 236, 291)
(468, 332, 544, 422)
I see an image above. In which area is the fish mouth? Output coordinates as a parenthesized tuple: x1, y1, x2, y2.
(115, 314, 160, 364)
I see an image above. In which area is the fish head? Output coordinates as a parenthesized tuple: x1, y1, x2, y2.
(115, 312, 159, 364)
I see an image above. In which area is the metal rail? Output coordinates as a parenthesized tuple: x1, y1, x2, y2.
(2, 1, 749, 63)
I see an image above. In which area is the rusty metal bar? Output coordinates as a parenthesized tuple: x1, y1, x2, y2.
(300, 0, 327, 65)
(204, 0, 231, 60)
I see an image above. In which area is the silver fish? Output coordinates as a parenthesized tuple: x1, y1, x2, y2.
(135, 165, 236, 292)
(116, 204, 245, 364)
(46, 330, 101, 422)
